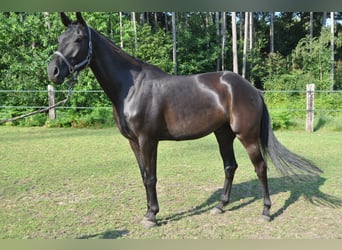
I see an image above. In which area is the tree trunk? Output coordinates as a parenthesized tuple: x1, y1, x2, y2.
(154, 12, 158, 32)
(310, 12, 313, 53)
(330, 12, 335, 87)
(140, 12, 145, 26)
(232, 12, 238, 74)
(216, 12, 220, 71)
(172, 12, 177, 75)
(239, 12, 243, 41)
(249, 12, 254, 81)
(221, 12, 226, 71)
(249, 12, 253, 52)
(146, 12, 149, 25)
(270, 12, 274, 53)
(119, 12, 123, 48)
(322, 12, 327, 27)
(131, 12, 137, 52)
(164, 12, 168, 32)
(242, 12, 249, 78)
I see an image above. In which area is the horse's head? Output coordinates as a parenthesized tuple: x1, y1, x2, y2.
(47, 12, 92, 84)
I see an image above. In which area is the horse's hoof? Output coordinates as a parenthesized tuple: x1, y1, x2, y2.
(210, 207, 224, 215)
(260, 215, 271, 222)
(140, 217, 157, 228)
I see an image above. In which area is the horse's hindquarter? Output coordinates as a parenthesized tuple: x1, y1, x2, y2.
(220, 72, 263, 135)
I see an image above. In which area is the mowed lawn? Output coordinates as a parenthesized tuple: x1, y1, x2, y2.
(0, 126, 341, 239)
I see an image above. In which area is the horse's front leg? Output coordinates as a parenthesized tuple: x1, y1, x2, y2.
(129, 138, 159, 228)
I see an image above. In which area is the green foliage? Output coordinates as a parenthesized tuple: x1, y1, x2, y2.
(176, 13, 220, 74)
(0, 12, 61, 89)
(334, 60, 342, 90)
(135, 25, 173, 73)
(44, 108, 113, 128)
(269, 110, 292, 130)
(0, 12, 341, 128)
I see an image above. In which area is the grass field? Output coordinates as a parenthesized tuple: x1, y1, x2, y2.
(0, 126, 341, 239)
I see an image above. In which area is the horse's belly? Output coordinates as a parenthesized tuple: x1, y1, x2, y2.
(164, 106, 227, 140)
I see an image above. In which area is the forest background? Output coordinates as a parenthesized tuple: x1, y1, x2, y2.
(0, 12, 341, 129)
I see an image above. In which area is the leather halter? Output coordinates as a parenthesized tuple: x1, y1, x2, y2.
(54, 26, 93, 74)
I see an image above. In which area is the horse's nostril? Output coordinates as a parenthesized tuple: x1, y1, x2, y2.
(53, 67, 59, 77)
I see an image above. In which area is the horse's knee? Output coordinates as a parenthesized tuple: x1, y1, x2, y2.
(142, 173, 157, 187)
(224, 164, 238, 174)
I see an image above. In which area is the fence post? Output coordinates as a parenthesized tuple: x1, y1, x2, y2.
(306, 84, 315, 132)
(47, 84, 56, 120)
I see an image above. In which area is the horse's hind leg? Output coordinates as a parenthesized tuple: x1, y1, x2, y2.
(238, 135, 272, 221)
(211, 125, 238, 214)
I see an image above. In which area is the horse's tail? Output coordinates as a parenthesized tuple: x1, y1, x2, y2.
(259, 96, 323, 180)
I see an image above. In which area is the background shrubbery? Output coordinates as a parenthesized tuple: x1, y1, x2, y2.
(0, 12, 341, 130)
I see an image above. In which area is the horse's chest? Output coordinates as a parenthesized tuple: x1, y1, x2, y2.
(122, 95, 147, 133)
(123, 104, 142, 123)
(121, 83, 162, 137)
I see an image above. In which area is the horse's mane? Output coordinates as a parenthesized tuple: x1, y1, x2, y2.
(95, 29, 164, 73)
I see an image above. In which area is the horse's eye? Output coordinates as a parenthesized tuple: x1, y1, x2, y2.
(75, 37, 82, 43)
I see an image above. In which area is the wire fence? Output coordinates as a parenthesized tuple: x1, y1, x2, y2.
(1, 88, 341, 112)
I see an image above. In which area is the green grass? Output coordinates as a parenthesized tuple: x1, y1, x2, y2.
(0, 127, 342, 239)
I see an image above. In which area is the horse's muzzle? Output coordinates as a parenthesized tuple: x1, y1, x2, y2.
(47, 61, 66, 84)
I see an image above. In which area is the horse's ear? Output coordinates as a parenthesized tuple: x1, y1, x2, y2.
(76, 12, 87, 26)
(60, 12, 71, 27)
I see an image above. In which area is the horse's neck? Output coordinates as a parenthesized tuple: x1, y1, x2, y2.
(89, 30, 141, 105)
(89, 29, 142, 135)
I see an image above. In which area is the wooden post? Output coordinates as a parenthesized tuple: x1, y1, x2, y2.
(48, 84, 56, 120)
(306, 84, 315, 132)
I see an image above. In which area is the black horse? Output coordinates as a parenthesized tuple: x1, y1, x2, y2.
(47, 13, 322, 228)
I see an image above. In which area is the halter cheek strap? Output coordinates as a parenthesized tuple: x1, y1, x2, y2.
(54, 51, 73, 72)
(54, 26, 93, 74)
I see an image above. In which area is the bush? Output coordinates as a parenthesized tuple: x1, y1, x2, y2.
(72, 108, 114, 128)
(18, 113, 46, 127)
(269, 110, 292, 130)
(45, 108, 114, 128)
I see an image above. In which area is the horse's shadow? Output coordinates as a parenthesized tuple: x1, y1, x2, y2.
(77, 229, 129, 239)
(159, 175, 342, 225)
(77, 175, 341, 237)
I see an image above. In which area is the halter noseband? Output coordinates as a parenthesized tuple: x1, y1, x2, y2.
(54, 26, 93, 74)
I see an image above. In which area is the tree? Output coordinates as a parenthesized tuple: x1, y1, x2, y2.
(249, 12, 254, 81)
(119, 12, 123, 48)
(231, 12, 238, 73)
(322, 12, 327, 27)
(131, 12, 137, 52)
(172, 12, 177, 75)
(291, 27, 341, 90)
(270, 12, 274, 53)
(1, 11, 341, 122)
(215, 12, 220, 71)
(242, 12, 249, 78)
(175, 12, 220, 75)
(310, 12, 313, 53)
(330, 12, 335, 86)
(221, 12, 226, 71)
(164, 12, 168, 32)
